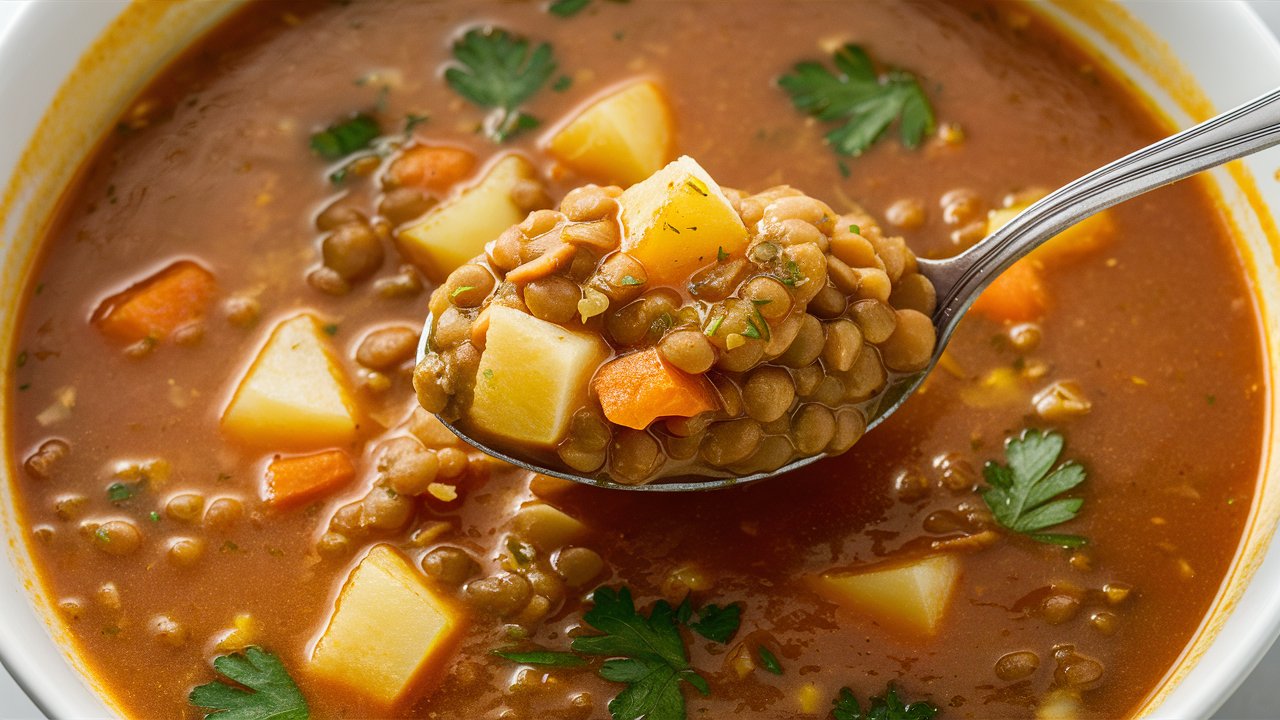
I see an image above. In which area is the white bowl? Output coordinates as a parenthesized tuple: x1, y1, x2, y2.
(1, 2, 1278, 718)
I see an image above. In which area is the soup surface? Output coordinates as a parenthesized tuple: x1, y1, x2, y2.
(5, 1, 1266, 719)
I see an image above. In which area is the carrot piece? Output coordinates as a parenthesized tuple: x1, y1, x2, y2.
(385, 145, 476, 193)
(263, 450, 356, 508)
(969, 259, 1047, 323)
(93, 261, 217, 344)
(592, 348, 719, 430)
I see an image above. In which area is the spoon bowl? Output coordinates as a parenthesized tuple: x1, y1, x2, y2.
(419, 85, 1280, 491)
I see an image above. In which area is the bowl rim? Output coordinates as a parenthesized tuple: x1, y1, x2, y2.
(1, 1, 1280, 718)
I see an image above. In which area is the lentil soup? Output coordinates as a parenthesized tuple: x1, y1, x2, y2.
(5, 1, 1265, 719)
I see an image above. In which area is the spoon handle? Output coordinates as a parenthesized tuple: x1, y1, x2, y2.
(921, 85, 1280, 349)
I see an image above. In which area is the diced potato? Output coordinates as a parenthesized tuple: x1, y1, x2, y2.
(469, 306, 608, 448)
(310, 545, 465, 709)
(512, 503, 587, 551)
(811, 554, 961, 636)
(221, 315, 357, 448)
(395, 154, 541, 282)
(618, 156, 749, 286)
(546, 80, 675, 186)
(987, 205, 1115, 265)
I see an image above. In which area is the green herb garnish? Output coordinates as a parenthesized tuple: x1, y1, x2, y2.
(620, 275, 645, 286)
(309, 113, 380, 160)
(189, 646, 309, 720)
(552, 74, 574, 92)
(742, 318, 763, 340)
(757, 645, 782, 675)
(779, 44, 935, 158)
(832, 684, 938, 720)
(450, 285, 477, 298)
(704, 315, 724, 337)
(981, 429, 1087, 548)
(849, 224, 861, 235)
(548, 0, 591, 16)
(496, 587, 739, 720)
(682, 600, 740, 643)
(16, 351, 27, 368)
(445, 28, 557, 142)
(149, 511, 161, 523)
(716, 246, 730, 262)
(403, 113, 430, 134)
(493, 649, 586, 667)
(106, 482, 135, 504)
(322, 323, 339, 336)
(573, 588, 717, 720)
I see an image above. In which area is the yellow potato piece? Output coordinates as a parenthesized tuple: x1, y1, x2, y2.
(221, 315, 357, 448)
(987, 204, 1115, 264)
(811, 554, 961, 636)
(395, 154, 541, 282)
(469, 306, 609, 448)
(617, 156, 749, 286)
(512, 503, 587, 551)
(547, 80, 675, 186)
(310, 545, 465, 709)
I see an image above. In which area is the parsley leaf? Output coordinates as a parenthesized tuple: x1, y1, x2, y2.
(757, 645, 782, 675)
(445, 28, 557, 142)
(493, 648, 586, 667)
(778, 44, 935, 157)
(188, 646, 309, 720)
(832, 684, 938, 720)
(309, 114, 380, 160)
(548, 0, 592, 16)
(681, 599, 741, 643)
(495, 587, 740, 720)
(106, 482, 135, 504)
(981, 429, 1087, 548)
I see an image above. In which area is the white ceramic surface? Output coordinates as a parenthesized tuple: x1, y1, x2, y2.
(2, 2, 1280, 719)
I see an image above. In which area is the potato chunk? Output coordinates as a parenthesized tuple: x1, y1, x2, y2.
(395, 154, 541, 282)
(512, 503, 587, 551)
(310, 545, 465, 709)
(617, 156, 748, 286)
(221, 315, 357, 448)
(547, 80, 675, 186)
(811, 554, 961, 636)
(469, 306, 609, 448)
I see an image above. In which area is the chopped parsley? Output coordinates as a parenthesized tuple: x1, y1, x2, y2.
(450, 285, 477, 298)
(620, 275, 646, 286)
(309, 113, 380, 160)
(704, 315, 725, 337)
(832, 684, 938, 720)
(981, 429, 1088, 548)
(716, 246, 729, 262)
(552, 74, 574, 92)
(849, 224, 861, 235)
(188, 646, 309, 720)
(779, 44, 935, 158)
(757, 645, 782, 675)
(548, 0, 591, 16)
(149, 511, 161, 523)
(403, 113, 430, 134)
(106, 482, 135, 504)
(496, 586, 740, 720)
(445, 28, 557, 142)
(322, 323, 339, 336)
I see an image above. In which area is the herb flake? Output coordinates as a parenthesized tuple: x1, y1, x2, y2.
(832, 684, 938, 720)
(493, 649, 586, 667)
(309, 114, 380, 160)
(548, 0, 591, 17)
(757, 645, 782, 675)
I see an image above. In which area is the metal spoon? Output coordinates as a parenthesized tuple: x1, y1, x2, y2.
(419, 85, 1280, 492)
